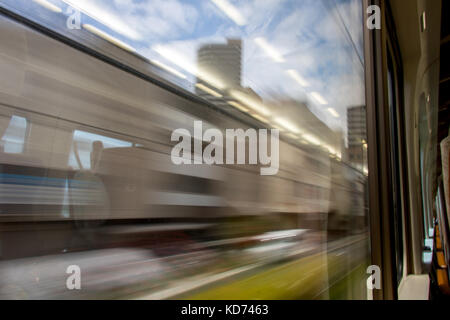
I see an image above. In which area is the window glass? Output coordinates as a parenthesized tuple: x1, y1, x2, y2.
(69, 130, 132, 169)
(0, 0, 370, 300)
(1, 115, 28, 153)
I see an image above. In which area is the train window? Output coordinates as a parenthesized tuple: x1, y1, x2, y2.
(68, 129, 132, 169)
(0, 115, 28, 154)
(0, 0, 372, 300)
(418, 93, 434, 239)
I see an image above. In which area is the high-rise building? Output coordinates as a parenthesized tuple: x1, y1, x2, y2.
(196, 39, 242, 92)
(347, 106, 367, 166)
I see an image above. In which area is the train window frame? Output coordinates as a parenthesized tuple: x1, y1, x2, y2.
(386, 43, 404, 286)
(384, 0, 416, 291)
(364, 0, 413, 299)
(418, 92, 435, 244)
(384, 2, 415, 287)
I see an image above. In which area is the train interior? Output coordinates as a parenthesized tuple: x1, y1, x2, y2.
(386, 0, 450, 299)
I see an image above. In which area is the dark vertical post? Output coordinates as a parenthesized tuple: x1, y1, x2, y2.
(363, 0, 397, 300)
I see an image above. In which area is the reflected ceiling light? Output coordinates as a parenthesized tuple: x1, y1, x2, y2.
(228, 101, 249, 112)
(197, 67, 226, 90)
(83, 24, 136, 52)
(420, 11, 427, 32)
(327, 107, 339, 118)
(150, 59, 187, 79)
(211, 0, 247, 26)
(251, 114, 269, 124)
(154, 46, 196, 73)
(272, 124, 285, 132)
(310, 92, 328, 105)
(230, 90, 271, 116)
(325, 145, 337, 155)
(254, 37, 284, 63)
(154, 46, 225, 89)
(275, 118, 301, 134)
(33, 0, 62, 13)
(286, 70, 309, 87)
(302, 134, 321, 145)
(195, 83, 223, 98)
(63, 0, 141, 40)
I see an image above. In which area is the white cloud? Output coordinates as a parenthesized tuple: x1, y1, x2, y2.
(108, 0, 200, 41)
(89, 0, 366, 132)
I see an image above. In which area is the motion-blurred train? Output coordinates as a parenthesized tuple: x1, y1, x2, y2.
(6, 0, 448, 301)
(0, 10, 367, 261)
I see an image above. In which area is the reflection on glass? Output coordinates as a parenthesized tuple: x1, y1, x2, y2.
(1, 115, 28, 154)
(0, 0, 370, 300)
(69, 130, 132, 169)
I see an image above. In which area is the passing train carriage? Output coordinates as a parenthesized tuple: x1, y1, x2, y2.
(0, 11, 365, 258)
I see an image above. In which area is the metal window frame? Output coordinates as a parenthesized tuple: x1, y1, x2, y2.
(363, 0, 414, 300)
(363, 0, 395, 300)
